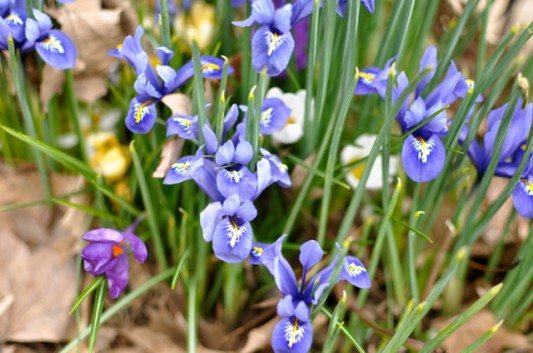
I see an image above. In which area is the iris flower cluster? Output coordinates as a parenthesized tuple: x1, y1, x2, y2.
(249, 235, 370, 353)
(355, 46, 474, 182)
(0, 1, 76, 69)
(169, 101, 293, 262)
(109, 26, 233, 134)
(463, 100, 533, 218)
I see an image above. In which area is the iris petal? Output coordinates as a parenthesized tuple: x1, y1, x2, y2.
(512, 179, 533, 219)
(401, 134, 445, 182)
(35, 30, 77, 69)
(340, 256, 371, 288)
(252, 26, 295, 77)
(125, 98, 157, 134)
(271, 316, 313, 353)
(212, 218, 253, 263)
(216, 167, 258, 200)
(163, 156, 197, 184)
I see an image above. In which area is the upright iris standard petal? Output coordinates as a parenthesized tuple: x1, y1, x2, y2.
(234, 139, 254, 165)
(512, 178, 533, 219)
(163, 156, 198, 185)
(125, 98, 157, 134)
(212, 216, 253, 263)
(215, 140, 236, 166)
(260, 98, 291, 135)
(402, 134, 446, 182)
(252, 25, 295, 77)
(299, 240, 323, 271)
(361, 0, 375, 13)
(340, 256, 371, 288)
(35, 29, 77, 69)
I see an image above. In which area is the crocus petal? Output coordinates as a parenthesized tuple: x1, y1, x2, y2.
(216, 167, 258, 200)
(216, 140, 236, 166)
(512, 179, 533, 219)
(105, 254, 130, 299)
(260, 98, 291, 135)
(83, 228, 124, 243)
(125, 98, 157, 134)
(252, 26, 295, 77)
(35, 30, 77, 69)
(163, 156, 198, 184)
(166, 114, 198, 139)
(299, 240, 324, 271)
(212, 218, 253, 263)
(271, 315, 313, 353)
(200, 201, 223, 242)
(402, 134, 445, 182)
(234, 139, 254, 165)
(81, 242, 114, 275)
(340, 256, 371, 288)
(123, 232, 148, 263)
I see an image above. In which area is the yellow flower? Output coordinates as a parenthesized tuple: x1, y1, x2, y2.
(88, 132, 131, 182)
(175, 1, 216, 51)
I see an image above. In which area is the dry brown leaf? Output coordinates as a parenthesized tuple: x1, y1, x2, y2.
(42, 0, 137, 104)
(153, 139, 185, 179)
(0, 230, 77, 342)
(435, 310, 529, 353)
(121, 327, 185, 353)
(161, 93, 193, 116)
(240, 317, 277, 353)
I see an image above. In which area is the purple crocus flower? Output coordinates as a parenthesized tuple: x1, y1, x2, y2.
(232, 0, 313, 76)
(463, 100, 533, 218)
(200, 193, 258, 262)
(253, 236, 370, 353)
(81, 223, 148, 299)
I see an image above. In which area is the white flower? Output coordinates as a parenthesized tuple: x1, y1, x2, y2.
(266, 87, 310, 144)
(340, 134, 399, 190)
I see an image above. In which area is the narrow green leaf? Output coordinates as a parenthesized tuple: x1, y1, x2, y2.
(69, 277, 105, 315)
(88, 280, 106, 353)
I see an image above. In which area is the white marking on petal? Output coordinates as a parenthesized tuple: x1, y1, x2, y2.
(6, 13, 23, 25)
(171, 161, 193, 176)
(226, 217, 247, 248)
(41, 35, 65, 54)
(284, 317, 305, 348)
(173, 117, 194, 135)
(265, 31, 287, 56)
(411, 137, 435, 164)
(520, 179, 533, 196)
(251, 246, 264, 258)
(226, 169, 245, 183)
(261, 107, 273, 127)
(133, 102, 151, 123)
(348, 262, 366, 277)
(201, 61, 221, 75)
(359, 72, 376, 84)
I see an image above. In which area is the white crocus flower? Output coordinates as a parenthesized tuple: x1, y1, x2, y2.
(266, 87, 310, 144)
(340, 134, 399, 190)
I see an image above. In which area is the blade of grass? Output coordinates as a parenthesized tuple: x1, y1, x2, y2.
(88, 280, 106, 353)
(69, 277, 105, 315)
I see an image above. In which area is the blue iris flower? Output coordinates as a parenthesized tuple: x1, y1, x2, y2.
(250, 235, 370, 353)
(111, 26, 234, 134)
(233, 0, 313, 76)
(200, 193, 258, 263)
(0, 5, 76, 69)
(354, 57, 395, 97)
(463, 100, 533, 218)
(260, 97, 292, 135)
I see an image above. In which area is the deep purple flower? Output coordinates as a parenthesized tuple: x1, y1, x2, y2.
(232, 0, 313, 76)
(200, 193, 258, 262)
(81, 223, 148, 299)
